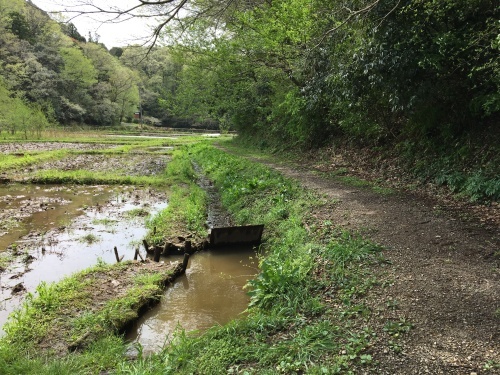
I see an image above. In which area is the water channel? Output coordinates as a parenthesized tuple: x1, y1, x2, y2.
(127, 247, 257, 353)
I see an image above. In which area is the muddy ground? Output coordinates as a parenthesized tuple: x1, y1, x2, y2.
(0, 142, 170, 243)
(28, 153, 170, 177)
(0, 142, 116, 154)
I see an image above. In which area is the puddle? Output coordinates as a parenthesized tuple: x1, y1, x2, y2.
(0, 185, 167, 336)
(126, 247, 257, 354)
(0, 184, 113, 250)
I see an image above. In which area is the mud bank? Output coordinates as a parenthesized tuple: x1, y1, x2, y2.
(5, 260, 187, 357)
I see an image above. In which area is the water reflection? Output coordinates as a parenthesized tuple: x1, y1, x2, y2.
(0, 184, 167, 335)
(127, 247, 257, 353)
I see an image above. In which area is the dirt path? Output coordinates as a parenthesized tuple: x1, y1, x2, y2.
(239, 153, 499, 374)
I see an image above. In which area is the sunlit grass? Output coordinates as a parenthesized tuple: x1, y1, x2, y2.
(28, 169, 164, 186)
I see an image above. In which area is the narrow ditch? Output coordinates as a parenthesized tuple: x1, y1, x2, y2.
(125, 164, 258, 354)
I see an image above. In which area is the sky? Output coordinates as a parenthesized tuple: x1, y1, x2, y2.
(30, 0, 158, 48)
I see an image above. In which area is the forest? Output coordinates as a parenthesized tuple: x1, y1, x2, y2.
(0, 0, 499, 197)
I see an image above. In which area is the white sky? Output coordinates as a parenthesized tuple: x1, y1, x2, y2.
(30, 0, 159, 48)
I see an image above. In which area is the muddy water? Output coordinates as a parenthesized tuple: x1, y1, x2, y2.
(127, 247, 257, 354)
(0, 184, 167, 336)
(0, 184, 112, 251)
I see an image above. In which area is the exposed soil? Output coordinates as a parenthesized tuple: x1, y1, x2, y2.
(29, 153, 170, 177)
(0, 142, 115, 154)
(231, 149, 499, 374)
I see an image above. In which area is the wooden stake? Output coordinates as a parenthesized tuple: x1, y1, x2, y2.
(182, 253, 190, 270)
(143, 239, 150, 253)
(163, 242, 170, 256)
(114, 246, 121, 263)
(136, 248, 144, 262)
(153, 246, 162, 262)
(185, 240, 192, 254)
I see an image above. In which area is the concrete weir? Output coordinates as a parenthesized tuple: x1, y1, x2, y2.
(209, 225, 264, 248)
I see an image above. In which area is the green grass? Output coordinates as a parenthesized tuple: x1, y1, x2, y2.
(91, 218, 117, 226)
(28, 169, 164, 186)
(146, 146, 208, 245)
(124, 208, 151, 218)
(0, 150, 68, 173)
(0, 252, 12, 271)
(78, 233, 100, 245)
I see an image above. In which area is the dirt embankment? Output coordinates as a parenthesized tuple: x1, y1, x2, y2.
(30, 260, 184, 357)
(236, 150, 499, 374)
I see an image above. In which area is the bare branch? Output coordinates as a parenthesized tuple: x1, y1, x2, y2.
(313, 0, 382, 49)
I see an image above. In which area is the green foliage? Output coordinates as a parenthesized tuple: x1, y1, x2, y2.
(28, 169, 163, 186)
(146, 145, 208, 244)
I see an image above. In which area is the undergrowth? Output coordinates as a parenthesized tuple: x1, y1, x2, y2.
(405, 140, 500, 202)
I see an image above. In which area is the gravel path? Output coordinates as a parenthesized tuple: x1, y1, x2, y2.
(237, 151, 499, 374)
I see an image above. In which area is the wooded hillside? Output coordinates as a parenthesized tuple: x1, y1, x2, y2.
(158, 0, 499, 201)
(0, 0, 139, 129)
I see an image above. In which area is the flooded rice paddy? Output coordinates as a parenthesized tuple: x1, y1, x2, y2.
(0, 184, 168, 335)
(1, 140, 253, 349)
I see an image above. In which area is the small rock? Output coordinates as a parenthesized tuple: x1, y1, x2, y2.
(11, 283, 26, 295)
(111, 280, 120, 287)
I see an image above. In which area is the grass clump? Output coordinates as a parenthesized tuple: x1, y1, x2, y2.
(124, 208, 150, 218)
(78, 233, 100, 245)
(91, 218, 117, 226)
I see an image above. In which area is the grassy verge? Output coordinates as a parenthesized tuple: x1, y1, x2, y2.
(146, 147, 208, 246)
(28, 169, 165, 186)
